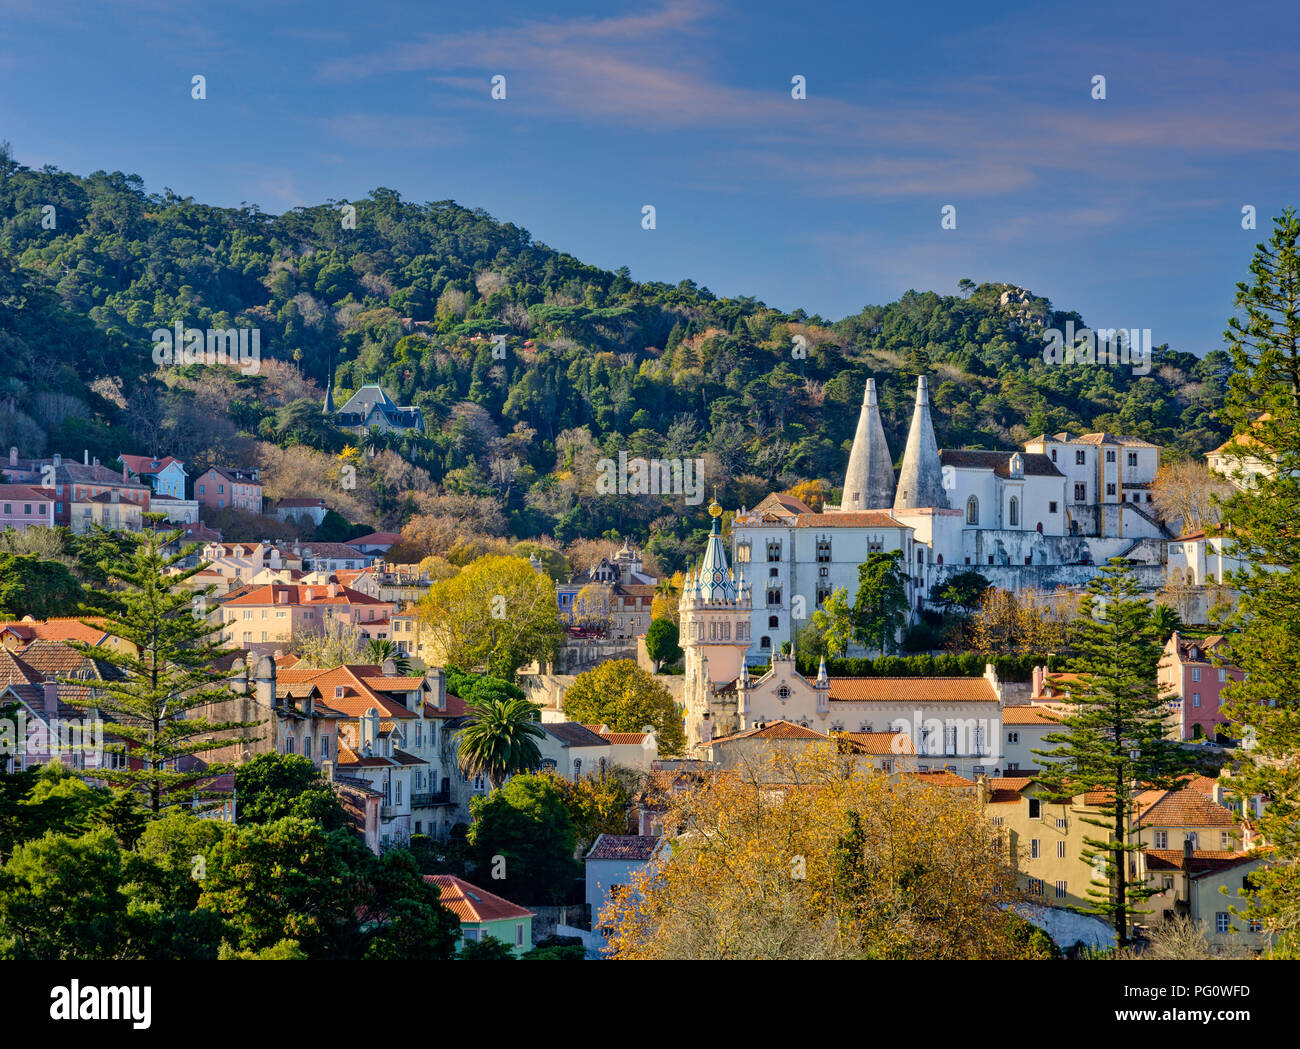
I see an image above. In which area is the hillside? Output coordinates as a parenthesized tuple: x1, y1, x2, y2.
(0, 146, 1231, 572)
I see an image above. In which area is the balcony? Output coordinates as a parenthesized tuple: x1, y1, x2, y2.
(380, 805, 399, 819)
(411, 790, 452, 807)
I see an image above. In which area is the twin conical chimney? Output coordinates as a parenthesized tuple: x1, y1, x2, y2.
(840, 378, 896, 511)
(894, 376, 948, 510)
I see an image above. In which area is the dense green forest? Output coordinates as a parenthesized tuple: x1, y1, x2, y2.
(0, 145, 1231, 571)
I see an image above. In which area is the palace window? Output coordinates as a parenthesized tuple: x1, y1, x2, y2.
(768, 615, 779, 628)
(1008, 497, 1019, 527)
(1075, 450, 1086, 465)
(1074, 483, 1086, 502)
(966, 496, 979, 525)
(766, 540, 782, 562)
(816, 538, 831, 563)
(1106, 450, 1116, 463)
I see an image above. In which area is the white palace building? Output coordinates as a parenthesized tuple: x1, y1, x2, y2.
(717, 375, 1171, 663)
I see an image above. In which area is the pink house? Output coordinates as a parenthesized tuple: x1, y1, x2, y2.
(195, 466, 263, 513)
(1157, 632, 1242, 742)
(0, 485, 55, 530)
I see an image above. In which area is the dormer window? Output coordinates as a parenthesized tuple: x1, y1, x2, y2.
(335, 686, 345, 698)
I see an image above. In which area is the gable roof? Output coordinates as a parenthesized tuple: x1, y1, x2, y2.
(544, 722, 610, 748)
(1, 618, 111, 646)
(586, 834, 662, 861)
(120, 454, 183, 476)
(1138, 786, 1240, 828)
(1143, 849, 1256, 874)
(425, 874, 533, 923)
(709, 719, 825, 744)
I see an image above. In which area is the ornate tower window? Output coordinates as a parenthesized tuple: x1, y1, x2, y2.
(816, 537, 831, 563)
(1009, 496, 1019, 527)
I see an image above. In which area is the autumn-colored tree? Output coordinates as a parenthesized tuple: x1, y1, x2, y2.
(560, 659, 685, 756)
(416, 554, 563, 678)
(1151, 458, 1233, 536)
(602, 748, 1038, 960)
(784, 479, 829, 512)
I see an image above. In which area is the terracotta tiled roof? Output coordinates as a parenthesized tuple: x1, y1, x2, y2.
(1139, 787, 1239, 828)
(0, 647, 43, 687)
(586, 834, 662, 861)
(1000, 705, 1063, 725)
(223, 584, 389, 607)
(277, 665, 416, 719)
(840, 730, 915, 755)
(1143, 849, 1254, 874)
(0, 618, 110, 645)
(829, 677, 997, 703)
(791, 511, 904, 528)
(601, 732, 651, 745)
(709, 720, 825, 744)
(425, 875, 533, 923)
(365, 676, 426, 690)
(906, 770, 973, 787)
(120, 454, 182, 475)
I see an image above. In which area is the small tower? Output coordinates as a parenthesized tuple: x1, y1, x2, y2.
(840, 377, 896, 510)
(815, 654, 830, 714)
(680, 499, 752, 746)
(894, 376, 949, 510)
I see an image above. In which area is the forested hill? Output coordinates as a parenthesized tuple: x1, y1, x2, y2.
(0, 147, 1231, 569)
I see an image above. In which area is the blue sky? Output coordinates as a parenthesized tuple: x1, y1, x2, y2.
(2, 0, 1297, 355)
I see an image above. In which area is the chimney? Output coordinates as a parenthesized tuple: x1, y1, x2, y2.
(428, 667, 446, 710)
(122, 462, 128, 481)
(321, 759, 334, 782)
(382, 658, 397, 675)
(328, 582, 339, 598)
(52, 453, 61, 468)
(8, 447, 15, 466)
(84, 449, 89, 466)
(92, 456, 100, 468)
(1032, 665, 1045, 697)
(42, 680, 59, 714)
(304, 588, 314, 602)
(1183, 836, 1195, 862)
(255, 655, 277, 710)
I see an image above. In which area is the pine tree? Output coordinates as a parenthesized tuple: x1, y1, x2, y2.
(62, 519, 261, 815)
(1216, 207, 1300, 953)
(1034, 559, 1196, 947)
(851, 550, 909, 655)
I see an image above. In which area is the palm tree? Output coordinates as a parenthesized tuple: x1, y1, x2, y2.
(453, 696, 545, 789)
(365, 638, 413, 674)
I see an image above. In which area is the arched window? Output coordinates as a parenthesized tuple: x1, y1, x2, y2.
(1009, 496, 1019, 527)
(768, 615, 779, 628)
(966, 496, 979, 525)
(760, 635, 771, 650)
(573, 759, 582, 779)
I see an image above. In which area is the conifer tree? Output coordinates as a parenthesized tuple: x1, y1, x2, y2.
(1216, 207, 1300, 953)
(1034, 559, 1196, 947)
(62, 517, 261, 815)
